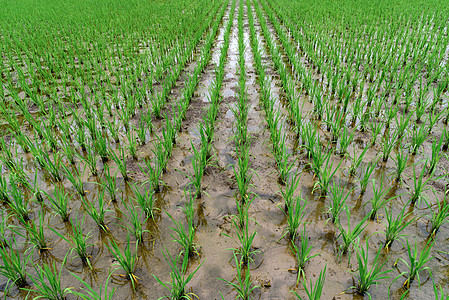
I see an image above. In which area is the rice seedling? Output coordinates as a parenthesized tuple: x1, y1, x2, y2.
(409, 163, 435, 205)
(45, 186, 71, 222)
(26, 255, 72, 300)
(326, 181, 351, 224)
(126, 129, 139, 160)
(140, 157, 163, 193)
(313, 153, 342, 196)
(337, 207, 369, 254)
(429, 198, 449, 237)
(291, 226, 319, 283)
(338, 127, 354, 157)
(358, 160, 377, 195)
(351, 240, 392, 297)
(102, 164, 118, 202)
(167, 192, 197, 258)
(107, 234, 139, 288)
(349, 147, 369, 176)
(394, 239, 434, 289)
(78, 143, 99, 176)
(365, 178, 397, 220)
(229, 216, 259, 267)
(392, 146, 409, 184)
(82, 189, 109, 232)
(427, 137, 444, 174)
(185, 141, 206, 199)
(291, 265, 326, 300)
(219, 253, 258, 300)
(52, 215, 93, 268)
(0, 237, 31, 289)
(282, 193, 307, 240)
(382, 131, 398, 162)
(119, 197, 150, 243)
(383, 205, 415, 251)
(62, 165, 85, 197)
(7, 178, 30, 222)
(410, 125, 428, 155)
(109, 146, 129, 181)
(70, 270, 116, 300)
(131, 183, 158, 219)
(153, 248, 204, 300)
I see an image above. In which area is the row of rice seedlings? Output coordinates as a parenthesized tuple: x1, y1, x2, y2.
(253, 0, 302, 136)
(246, 0, 293, 186)
(155, 193, 203, 298)
(233, 0, 253, 205)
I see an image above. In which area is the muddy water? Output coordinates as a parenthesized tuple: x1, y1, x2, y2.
(1, 0, 449, 299)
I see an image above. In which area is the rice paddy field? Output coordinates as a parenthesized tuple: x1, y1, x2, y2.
(0, 0, 448, 298)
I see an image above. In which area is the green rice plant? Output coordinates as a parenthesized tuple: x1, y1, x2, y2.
(358, 160, 378, 195)
(228, 216, 259, 267)
(51, 215, 93, 268)
(45, 186, 71, 222)
(0, 170, 8, 202)
(185, 141, 206, 199)
(40, 151, 63, 182)
(7, 178, 30, 222)
(26, 255, 72, 300)
(105, 117, 120, 144)
(365, 178, 397, 220)
(0, 211, 8, 246)
(326, 181, 351, 224)
(383, 205, 415, 251)
(429, 198, 449, 237)
(275, 135, 296, 185)
(131, 183, 158, 219)
(280, 172, 301, 211)
(119, 197, 150, 243)
(314, 153, 342, 196)
(292, 265, 326, 300)
(410, 163, 434, 205)
(394, 239, 433, 289)
(291, 226, 319, 283)
(92, 133, 110, 163)
(338, 127, 354, 157)
(126, 129, 139, 160)
(427, 137, 443, 174)
(109, 146, 129, 181)
(153, 248, 204, 300)
(410, 125, 428, 155)
(62, 165, 85, 196)
(70, 270, 116, 300)
(107, 234, 139, 288)
(167, 192, 197, 258)
(78, 143, 98, 176)
(60, 136, 76, 165)
(102, 164, 118, 202)
(0, 237, 31, 289)
(351, 240, 392, 297)
(234, 142, 253, 203)
(382, 131, 398, 162)
(395, 113, 412, 139)
(282, 194, 306, 240)
(349, 147, 369, 176)
(140, 157, 163, 192)
(392, 146, 409, 184)
(219, 253, 258, 300)
(137, 118, 147, 146)
(82, 189, 109, 232)
(337, 207, 369, 254)
(369, 120, 383, 146)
